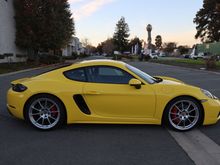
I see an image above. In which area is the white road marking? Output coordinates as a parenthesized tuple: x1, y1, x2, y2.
(169, 129, 220, 165)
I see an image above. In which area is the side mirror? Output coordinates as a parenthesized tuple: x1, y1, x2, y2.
(129, 78, 142, 89)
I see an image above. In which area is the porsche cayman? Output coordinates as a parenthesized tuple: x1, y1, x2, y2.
(7, 60, 220, 131)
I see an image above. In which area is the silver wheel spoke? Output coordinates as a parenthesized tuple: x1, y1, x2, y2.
(183, 120, 186, 128)
(186, 103, 191, 112)
(188, 109, 196, 113)
(177, 120, 182, 126)
(49, 116, 56, 121)
(171, 116, 179, 121)
(31, 106, 41, 112)
(181, 102, 184, 111)
(42, 118, 45, 125)
(35, 116, 42, 123)
(45, 99, 48, 108)
(48, 104, 55, 110)
(175, 105, 182, 112)
(38, 101, 44, 109)
(47, 118, 52, 125)
(30, 112, 41, 116)
(170, 112, 178, 115)
(187, 118, 193, 124)
(189, 115, 196, 118)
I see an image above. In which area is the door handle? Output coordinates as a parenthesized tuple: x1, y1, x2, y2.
(85, 91, 101, 95)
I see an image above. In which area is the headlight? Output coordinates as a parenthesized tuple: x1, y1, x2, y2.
(201, 89, 218, 99)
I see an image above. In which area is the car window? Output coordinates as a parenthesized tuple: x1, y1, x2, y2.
(86, 66, 134, 84)
(126, 64, 156, 84)
(63, 68, 86, 82)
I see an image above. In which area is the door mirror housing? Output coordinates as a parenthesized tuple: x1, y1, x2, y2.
(129, 78, 142, 89)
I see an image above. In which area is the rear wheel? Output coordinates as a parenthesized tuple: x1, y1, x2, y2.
(164, 97, 203, 131)
(25, 95, 65, 130)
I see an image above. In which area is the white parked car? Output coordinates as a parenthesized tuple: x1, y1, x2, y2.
(159, 52, 166, 57)
(198, 52, 209, 59)
(190, 52, 209, 60)
(149, 53, 159, 59)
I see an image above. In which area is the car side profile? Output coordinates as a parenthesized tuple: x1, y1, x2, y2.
(7, 60, 220, 131)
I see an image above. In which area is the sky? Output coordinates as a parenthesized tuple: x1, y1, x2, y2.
(69, 0, 204, 47)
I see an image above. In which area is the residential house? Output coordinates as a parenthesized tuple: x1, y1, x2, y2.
(0, 0, 27, 63)
(62, 37, 84, 56)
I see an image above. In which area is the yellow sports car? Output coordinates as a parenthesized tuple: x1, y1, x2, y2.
(7, 60, 220, 131)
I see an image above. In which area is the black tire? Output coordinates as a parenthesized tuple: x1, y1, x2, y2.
(163, 97, 203, 131)
(24, 94, 66, 130)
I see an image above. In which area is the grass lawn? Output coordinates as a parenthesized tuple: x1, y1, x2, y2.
(149, 57, 220, 70)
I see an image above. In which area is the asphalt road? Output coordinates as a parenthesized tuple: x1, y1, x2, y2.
(0, 57, 219, 165)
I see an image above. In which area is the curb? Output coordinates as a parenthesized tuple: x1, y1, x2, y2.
(0, 63, 68, 77)
(0, 58, 82, 77)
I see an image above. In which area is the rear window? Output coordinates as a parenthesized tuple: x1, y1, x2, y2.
(63, 68, 87, 82)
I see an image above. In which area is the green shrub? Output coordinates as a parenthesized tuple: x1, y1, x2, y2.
(0, 54, 4, 59)
(78, 53, 89, 59)
(112, 54, 122, 60)
(39, 54, 61, 64)
(205, 56, 217, 69)
(4, 53, 13, 57)
(144, 55, 151, 61)
(16, 54, 27, 58)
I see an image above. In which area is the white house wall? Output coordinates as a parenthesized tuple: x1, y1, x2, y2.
(0, 0, 26, 63)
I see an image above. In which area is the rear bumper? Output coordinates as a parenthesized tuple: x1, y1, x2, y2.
(7, 88, 26, 120)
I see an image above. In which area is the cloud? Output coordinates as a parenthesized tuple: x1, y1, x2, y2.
(73, 0, 114, 20)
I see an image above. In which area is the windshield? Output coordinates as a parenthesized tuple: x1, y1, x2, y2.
(126, 64, 156, 84)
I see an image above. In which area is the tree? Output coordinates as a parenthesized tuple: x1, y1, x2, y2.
(102, 38, 116, 55)
(163, 42, 177, 53)
(96, 38, 116, 55)
(129, 37, 142, 54)
(96, 43, 103, 54)
(113, 17, 130, 53)
(194, 0, 220, 42)
(178, 45, 190, 55)
(81, 38, 93, 55)
(81, 38, 90, 48)
(155, 35, 162, 49)
(14, 0, 75, 56)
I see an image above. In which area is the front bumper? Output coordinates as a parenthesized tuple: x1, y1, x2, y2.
(202, 99, 220, 125)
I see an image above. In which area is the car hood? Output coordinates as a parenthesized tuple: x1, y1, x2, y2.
(155, 76, 185, 84)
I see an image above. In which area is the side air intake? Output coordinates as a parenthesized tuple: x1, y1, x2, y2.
(73, 94, 91, 115)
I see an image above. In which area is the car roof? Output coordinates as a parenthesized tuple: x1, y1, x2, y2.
(74, 59, 126, 67)
(35, 60, 127, 79)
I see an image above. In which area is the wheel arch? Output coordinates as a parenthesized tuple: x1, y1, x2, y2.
(23, 93, 67, 123)
(161, 95, 204, 126)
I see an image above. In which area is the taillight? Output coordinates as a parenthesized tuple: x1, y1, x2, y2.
(12, 84, 27, 92)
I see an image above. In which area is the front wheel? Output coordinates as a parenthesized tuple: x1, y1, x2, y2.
(164, 97, 203, 131)
(25, 95, 66, 130)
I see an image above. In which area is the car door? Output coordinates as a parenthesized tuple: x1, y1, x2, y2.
(83, 66, 156, 118)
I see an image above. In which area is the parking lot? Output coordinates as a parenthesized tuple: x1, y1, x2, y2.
(0, 58, 220, 165)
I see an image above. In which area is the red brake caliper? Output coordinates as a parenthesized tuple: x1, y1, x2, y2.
(50, 105, 58, 117)
(171, 107, 180, 124)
